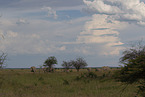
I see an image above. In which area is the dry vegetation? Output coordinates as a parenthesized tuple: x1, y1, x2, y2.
(0, 68, 140, 97)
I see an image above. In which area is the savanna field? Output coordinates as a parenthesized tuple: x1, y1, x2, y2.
(0, 68, 140, 97)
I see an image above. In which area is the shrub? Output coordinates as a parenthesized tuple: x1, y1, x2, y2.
(38, 76, 44, 81)
(86, 72, 97, 78)
(95, 68, 99, 71)
(76, 72, 97, 80)
(70, 69, 73, 72)
(63, 79, 69, 85)
(102, 73, 106, 78)
(75, 76, 81, 81)
(115, 41, 145, 96)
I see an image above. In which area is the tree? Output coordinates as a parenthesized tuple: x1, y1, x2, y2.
(61, 61, 72, 72)
(43, 56, 57, 72)
(115, 42, 145, 96)
(71, 57, 88, 72)
(0, 53, 6, 69)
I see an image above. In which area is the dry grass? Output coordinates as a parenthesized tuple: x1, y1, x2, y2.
(0, 68, 141, 97)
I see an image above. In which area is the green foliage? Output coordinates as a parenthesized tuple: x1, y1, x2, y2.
(138, 80, 145, 96)
(95, 68, 99, 71)
(102, 73, 106, 78)
(43, 56, 57, 72)
(70, 57, 88, 72)
(0, 69, 139, 97)
(115, 42, 145, 96)
(62, 79, 69, 85)
(61, 61, 72, 71)
(70, 69, 73, 72)
(84, 72, 97, 79)
(75, 72, 97, 80)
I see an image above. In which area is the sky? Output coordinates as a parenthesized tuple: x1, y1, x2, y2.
(1, 0, 145, 68)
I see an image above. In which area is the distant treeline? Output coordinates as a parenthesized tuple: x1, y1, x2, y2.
(5, 67, 120, 69)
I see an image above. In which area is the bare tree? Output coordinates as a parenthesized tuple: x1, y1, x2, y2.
(0, 17, 6, 69)
(0, 53, 7, 69)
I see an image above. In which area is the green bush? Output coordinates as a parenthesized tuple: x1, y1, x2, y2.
(75, 72, 97, 80)
(70, 69, 73, 72)
(95, 68, 99, 71)
(63, 79, 69, 85)
(87, 72, 97, 78)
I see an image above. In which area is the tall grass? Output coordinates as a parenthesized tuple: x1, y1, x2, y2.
(0, 69, 140, 97)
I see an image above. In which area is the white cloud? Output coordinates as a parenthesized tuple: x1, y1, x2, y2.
(75, 14, 127, 55)
(83, 0, 145, 25)
(83, 0, 121, 14)
(73, 46, 91, 55)
(0, 16, 88, 55)
(42, 6, 58, 19)
(101, 44, 123, 55)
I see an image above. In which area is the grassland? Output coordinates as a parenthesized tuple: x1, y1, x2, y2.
(0, 68, 140, 97)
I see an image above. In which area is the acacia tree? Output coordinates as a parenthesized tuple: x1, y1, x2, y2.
(61, 61, 72, 72)
(43, 56, 57, 72)
(0, 53, 6, 69)
(71, 57, 88, 72)
(115, 42, 145, 96)
(0, 34, 6, 69)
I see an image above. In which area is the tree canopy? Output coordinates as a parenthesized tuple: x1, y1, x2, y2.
(61, 61, 72, 70)
(116, 42, 145, 96)
(43, 56, 57, 69)
(71, 57, 88, 72)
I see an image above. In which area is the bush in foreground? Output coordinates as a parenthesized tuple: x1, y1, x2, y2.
(115, 42, 145, 96)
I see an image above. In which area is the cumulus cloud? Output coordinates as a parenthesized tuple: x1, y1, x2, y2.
(42, 6, 58, 19)
(0, 16, 88, 55)
(75, 14, 127, 55)
(0, 32, 65, 54)
(83, 0, 145, 25)
(83, 0, 121, 14)
(75, 0, 145, 56)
